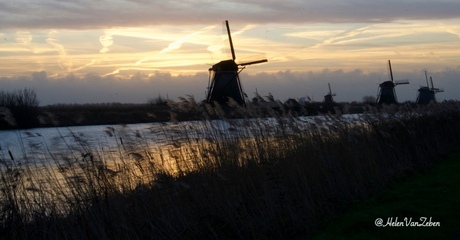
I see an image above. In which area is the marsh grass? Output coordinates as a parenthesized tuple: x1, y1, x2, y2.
(1, 99, 460, 239)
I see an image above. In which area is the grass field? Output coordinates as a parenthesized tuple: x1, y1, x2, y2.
(311, 153, 460, 240)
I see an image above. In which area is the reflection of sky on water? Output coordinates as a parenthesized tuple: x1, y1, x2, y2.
(0, 115, 369, 213)
(0, 115, 366, 163)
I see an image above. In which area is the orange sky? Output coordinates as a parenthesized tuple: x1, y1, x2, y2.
(1, 20, 460, 78)
(1, 1, 459, 104)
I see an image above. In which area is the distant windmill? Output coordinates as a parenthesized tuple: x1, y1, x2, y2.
(376, 60, 409, 104)
(416, 71, 444, 104)
(206, 20, 268, 106)
(324, 83, 336, 104)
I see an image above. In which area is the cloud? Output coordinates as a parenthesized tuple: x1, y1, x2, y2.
(1, 0, 460, 29)
(1, 67, 458, 105)
(46, 31, 72, 71)
(99, 33, 114, 53)
(1, 9, 459, 104)
(159, 25, 216, 54)
(311, 25, 372, 48)
(15, 31, 32, 45)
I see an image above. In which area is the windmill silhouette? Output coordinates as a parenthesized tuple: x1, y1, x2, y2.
(324, 83, 336, 104)
(416, 71, 444, 104)
(206, 20, 267, 106)
(376, 60, 409, 104)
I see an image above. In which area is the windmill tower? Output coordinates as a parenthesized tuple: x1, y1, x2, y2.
(376, 60, 409, 104)
(416, 71, 444, 104)
(206, 20, 267, 106)
(324, 83, 336, 104)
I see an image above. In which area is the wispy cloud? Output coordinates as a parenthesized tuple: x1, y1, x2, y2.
(1, 1, 459, 105)
(46, 30, 72, 71)
(1, 19, 459, 78)
(311, 25, 372, 48)
(159, 25, 215, 54)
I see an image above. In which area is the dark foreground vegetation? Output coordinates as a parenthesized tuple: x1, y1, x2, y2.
(0, 92, 459, 239)
(312, 153, 460, 239)
(0, 88, 40, 129)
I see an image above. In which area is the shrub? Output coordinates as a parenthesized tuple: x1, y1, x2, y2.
(0, 88, 40, 129)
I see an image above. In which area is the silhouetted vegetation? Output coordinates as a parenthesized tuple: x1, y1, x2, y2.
(0, 88, 40, 129)
(0, 88, 433, 130)
(39, 102, 171, 127)
(35, 98, 368, 129)
(362, 95, 377, 105)
(0, 100, 459, 239)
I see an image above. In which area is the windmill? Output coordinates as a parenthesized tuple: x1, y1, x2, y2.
(323, 83, 336, 104)
(376, 60, 409, 104)
(206, 20, 267, 106)
(416, 71, 444, 104)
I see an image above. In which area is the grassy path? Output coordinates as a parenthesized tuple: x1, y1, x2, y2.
(311, 154, 460, 240)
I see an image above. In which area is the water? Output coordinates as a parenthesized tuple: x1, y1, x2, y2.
(0, 118, 263, 189)
(0, 114, 369, 213)
(0, 114, 366, 163)
(0, 120, 239, 212)
(0, 121, 223, 161)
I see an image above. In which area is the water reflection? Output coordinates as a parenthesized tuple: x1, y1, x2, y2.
(0, 115, 363, 214)
(0, 120, 263, 212)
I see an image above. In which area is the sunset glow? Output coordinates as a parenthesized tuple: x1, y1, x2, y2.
(1, 0, 460, 104)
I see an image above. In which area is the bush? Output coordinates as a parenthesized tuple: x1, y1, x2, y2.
(0, 88, 40, 129)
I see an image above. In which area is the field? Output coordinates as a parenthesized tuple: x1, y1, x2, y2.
(0, 100, 459, 239)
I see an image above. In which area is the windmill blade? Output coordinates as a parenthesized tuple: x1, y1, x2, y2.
(429, 77, 444, 92)
(388, 60, 394, 82)
(425, 71, 430, 87)
(239, 59, 268, 66)
(237, 53, 268, 66)
(326, 83, 337, 96)
(394, 79, 409, 85)
(225, 20, 236, 61)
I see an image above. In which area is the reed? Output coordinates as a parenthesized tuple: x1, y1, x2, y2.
(0, 99, 459, 239)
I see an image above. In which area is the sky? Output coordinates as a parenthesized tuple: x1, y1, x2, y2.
(1, 0, 460, 105)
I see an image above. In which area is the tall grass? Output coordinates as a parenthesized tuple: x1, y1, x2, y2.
(1, 99, 460, 239)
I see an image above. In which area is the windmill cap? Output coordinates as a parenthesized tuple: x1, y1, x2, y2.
(379, 81, 395, 88)
(211, 60, 238, 71)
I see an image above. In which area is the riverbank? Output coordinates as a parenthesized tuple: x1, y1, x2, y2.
(2, 98, 368, 129)
(311, 153, 460, 239)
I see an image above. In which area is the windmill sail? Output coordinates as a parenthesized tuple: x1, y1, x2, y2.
(376, 60, 409, 104)
(416, 71, 443, 104)
(206, 20, 267, 106)
(324, 83, 336, 104)
(226, 20, 236, 61)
